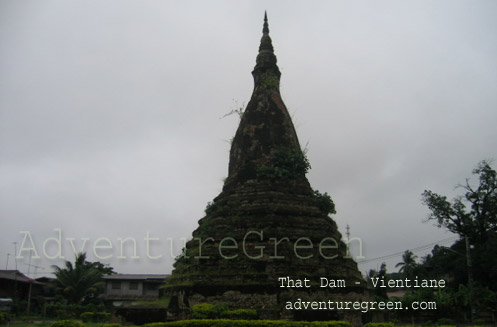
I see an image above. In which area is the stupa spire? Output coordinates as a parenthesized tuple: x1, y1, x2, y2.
(253, 12, 281, 86)
(225, 11, 301, 188)
(263, 11, 269, 32)
(260, 11, 271, 50)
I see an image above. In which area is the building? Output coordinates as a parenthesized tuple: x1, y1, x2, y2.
(0, 270, 44, 313)
(0, 270, 43, 300)
(102, 274, 168, 306)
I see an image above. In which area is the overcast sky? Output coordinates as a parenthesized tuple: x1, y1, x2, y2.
(1, 1, 496, 278)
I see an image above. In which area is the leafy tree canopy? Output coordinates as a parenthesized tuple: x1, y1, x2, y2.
(422, 160, 497, 244)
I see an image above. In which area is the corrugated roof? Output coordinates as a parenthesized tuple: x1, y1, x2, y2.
(0, 270, 41, 284)
(103, 274, 169, 281)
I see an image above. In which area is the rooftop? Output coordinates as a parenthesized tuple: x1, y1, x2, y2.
(0, 270, 40, 284)
(103, 273, 169, 281)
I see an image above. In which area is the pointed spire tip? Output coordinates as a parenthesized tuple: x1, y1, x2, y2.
(262, 11, 269, 34)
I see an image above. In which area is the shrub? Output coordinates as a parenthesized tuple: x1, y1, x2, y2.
(144, 320, 351, 327)
(51, 320, 85, 327)
(364, 323, 394, 327)
(143, 323, 168, 327)
(437, 318, 455, 325)
(324, 322, 351, 327)
(191, 303, 215, 319)
(256, 148, 311, 181)
(100, 324, 121, 327)
(80, 311, 110, 323)
(47, 303, 105, 319)
(191, 303, 229, 319)
(312, 190, 336, 215)
(94, 312, 111, 322)
(0, 313, 10, 325)
(80, 312, 94, 323)
(220, 309, 257, 320)
(204, 202, 218, 215)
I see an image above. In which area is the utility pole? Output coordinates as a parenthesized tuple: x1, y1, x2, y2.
(13, 242, 17, 270)
(465, 236, 474, 323)
(5, 253, 10, 270)
(25, 261, 43, 314)
(12, 242, 18, 304)
(443, 238, 475, 323)
(27, 279, 33, 314)
(27, 252, 32, 276)
(346, 224, 351, 257)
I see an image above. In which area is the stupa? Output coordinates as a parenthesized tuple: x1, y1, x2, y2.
(164, 13, 366, 323)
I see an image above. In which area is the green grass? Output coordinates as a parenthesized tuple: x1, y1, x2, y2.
(129, 297, 170, 308)
(7, 322, 52, 327)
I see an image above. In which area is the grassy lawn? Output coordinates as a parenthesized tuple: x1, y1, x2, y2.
(7, 322, 52, 327)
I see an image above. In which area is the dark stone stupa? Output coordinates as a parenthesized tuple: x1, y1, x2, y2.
(164, 13, 366, 323)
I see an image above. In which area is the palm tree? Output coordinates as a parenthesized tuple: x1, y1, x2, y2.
(52, 252, 111, 304)
(396, 250, 418, 278)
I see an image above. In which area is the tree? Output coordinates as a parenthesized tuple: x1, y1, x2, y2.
(366, 262, 389, 299)
(422, 160, 497, 244)
(395, 250, 418, 277)
(418, 243, 466, 286)
(52, 252, 113, 304)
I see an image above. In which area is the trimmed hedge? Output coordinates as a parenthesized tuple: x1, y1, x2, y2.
(51, 320, 85, 327)
(364, 323, 395, 327)
(80, 312, 93, 323)
(220, 309, 257, 320)
(52, 320, 118, 327)
(191, 303, 229, 319)
(363, 324, 456, 327)
(46, 303, 106, 319)
(143, 320, 351, 327)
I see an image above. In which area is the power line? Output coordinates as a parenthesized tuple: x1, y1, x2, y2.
(357, 236, 459, 265)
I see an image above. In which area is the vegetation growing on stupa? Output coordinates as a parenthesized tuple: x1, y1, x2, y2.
(256, 148, 310, 181)
(259, 71, 280, 90)
(312, 190, 336, 216)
